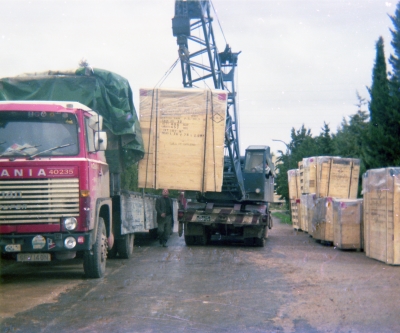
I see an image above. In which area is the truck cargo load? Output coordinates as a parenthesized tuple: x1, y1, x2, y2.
(138, 87, 227, 192)
(0, 67, 145, 169)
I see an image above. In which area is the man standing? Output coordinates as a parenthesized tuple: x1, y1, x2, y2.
(155, 189, 173, 247)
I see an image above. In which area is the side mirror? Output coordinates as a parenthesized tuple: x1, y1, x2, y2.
(88, 114, 104, 130)
(94, 131, 107, 151)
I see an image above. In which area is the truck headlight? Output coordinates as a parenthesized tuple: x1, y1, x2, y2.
(63, 217, 77, 230)
(64, 237, 77, 249)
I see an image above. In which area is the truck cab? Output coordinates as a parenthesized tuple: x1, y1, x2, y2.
(0, 101, 112, 278)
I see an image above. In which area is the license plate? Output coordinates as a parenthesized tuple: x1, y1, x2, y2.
(17, 253, 51, 262)
(196, 215, 211, 222)
(5, 244, 21, 252)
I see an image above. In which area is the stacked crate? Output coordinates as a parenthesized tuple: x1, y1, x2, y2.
(363, 168, 400, 265)
(290, 156, 361, 243)
(313, 157, 360, 243)
(332, 199, 363, 250)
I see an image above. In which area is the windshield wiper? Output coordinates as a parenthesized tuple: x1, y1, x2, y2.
(28, 143, 76, 159)
(0, 144, 41, 158)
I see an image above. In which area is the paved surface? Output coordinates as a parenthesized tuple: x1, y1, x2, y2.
(1, 218, 399, 333)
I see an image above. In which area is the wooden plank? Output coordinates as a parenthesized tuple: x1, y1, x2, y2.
(298, 161, 304, 194)
(138, 88, 227, 191)
(316, 156, 331, 198)
(288, 169, 299, 200)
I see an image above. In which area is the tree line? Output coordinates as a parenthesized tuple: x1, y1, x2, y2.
(275, 2, 400, 202)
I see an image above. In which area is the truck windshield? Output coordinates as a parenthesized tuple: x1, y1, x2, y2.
(0, 111, 79, 157)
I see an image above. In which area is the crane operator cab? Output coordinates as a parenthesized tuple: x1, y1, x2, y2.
(243, 145, 275, 202)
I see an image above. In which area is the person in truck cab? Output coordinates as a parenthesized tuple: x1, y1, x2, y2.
(155, 189, 173, 247)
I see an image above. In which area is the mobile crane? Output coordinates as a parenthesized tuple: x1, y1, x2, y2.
(172, 0, 275, 246)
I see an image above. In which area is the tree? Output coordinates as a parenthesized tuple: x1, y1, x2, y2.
(366, 36, 399, 168)
(332, 92, 368, 161)
(274, 125, 316, 202)
(315, 122, 333, 155)
(389, 2, 400, 87)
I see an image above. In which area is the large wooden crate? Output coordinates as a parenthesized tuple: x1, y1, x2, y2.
(312, 197, 334, 242)
(302, 157, 317, 194)
(332, 199, 363, 250)
(290, 199, 301, 230)
(329, 158, 360, 198)
(288, 169, 299, 200)
(363, 168, 400, 265)
(138, 88, 227, 191)
(315, 157, 360, 199)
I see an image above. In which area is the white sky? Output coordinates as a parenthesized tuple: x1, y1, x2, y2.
(1, 0, 396, 155)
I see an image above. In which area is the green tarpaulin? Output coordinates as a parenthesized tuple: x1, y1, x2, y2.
(0, 67, 144, 169)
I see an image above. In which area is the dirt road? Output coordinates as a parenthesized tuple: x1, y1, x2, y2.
(0, 217, 399, 333)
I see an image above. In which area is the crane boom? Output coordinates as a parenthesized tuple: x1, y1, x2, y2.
(172, 0, 244, 200)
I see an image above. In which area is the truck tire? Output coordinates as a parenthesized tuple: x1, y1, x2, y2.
(196, 227, 210, 245)
(254, 236, 265, 247)
(107, 244, 118, 259)
(149, 228, 158, 239)
(184, 235, 196, 245)
(83, 217, 107, 278)
(117, 233, 134, 259)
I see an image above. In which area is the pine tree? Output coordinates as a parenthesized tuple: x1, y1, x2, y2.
(366, 36, 394, 168)
(316, 122, 333, 155)
(385, 2, 400, 166)
(389, 2, 400, 85)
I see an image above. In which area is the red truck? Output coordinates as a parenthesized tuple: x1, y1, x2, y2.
(0, 68, 158, 278)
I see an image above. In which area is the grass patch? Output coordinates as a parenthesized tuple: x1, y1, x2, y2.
(271, 211, 292, 225)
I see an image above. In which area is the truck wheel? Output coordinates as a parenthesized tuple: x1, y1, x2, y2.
(149, 228, 158, 239)
(244, 238, 254, 246)
(117, 233, 134, 259)
(255, 237, 265, 247)
(184, 235, 196, 245)
(107, 244, 118, 259)
(196, 228, 210, 245)
(83, 217, 107, 278)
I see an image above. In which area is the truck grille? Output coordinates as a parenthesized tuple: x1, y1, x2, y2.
(0, 178, 79, 224)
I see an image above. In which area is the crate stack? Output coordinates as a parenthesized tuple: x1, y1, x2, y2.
(288, 156, 361, 248)
(362, 168, 400, 265)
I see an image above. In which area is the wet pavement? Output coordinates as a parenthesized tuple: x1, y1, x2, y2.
(1, 218, 400, 333)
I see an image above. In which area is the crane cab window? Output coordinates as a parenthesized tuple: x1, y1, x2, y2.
(244, 151, 265, 173)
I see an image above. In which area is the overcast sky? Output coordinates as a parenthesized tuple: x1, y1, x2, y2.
(1, 0, 397, 155)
